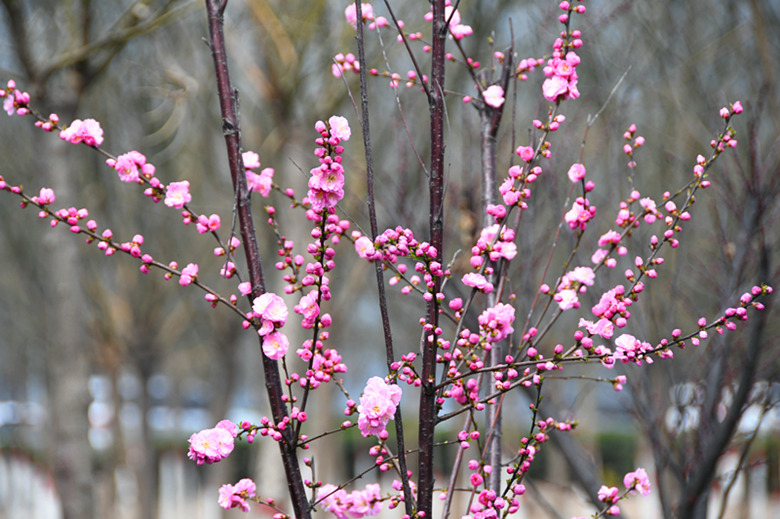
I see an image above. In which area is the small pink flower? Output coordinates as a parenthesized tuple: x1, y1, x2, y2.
(242, 150, 261, 169)
(180, 263, 199, 286)
(37, 187, 56, 205)
(294, 290, 320, 329)
(59, 118, 104, 146)
(165, 181, 192, 209)
(187, 422, 236, 465)
(554, 289, 579, 310)
(355, 236, 376, 259)
(478, 303, 515, 343)
(515, 145, 535, 162)
(196, 214, 221, 234)
(253, 292, 288, 325)
(328, 115, 351, 142)
(262, 330, 290, 360)
(462, 272, 494, 294)
(482, 85, 505, 108)
(357, 377, 402, 437)
(110, 151, 153, 183)
(624, 467, 651, 497)
(246, 168, 273, 197)
(567, 163, 586, 183)
(345, 3, 374, 29)
(218, 478, 257, 512)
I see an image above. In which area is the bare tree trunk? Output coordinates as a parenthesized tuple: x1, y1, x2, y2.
(43, 136, 94, 519)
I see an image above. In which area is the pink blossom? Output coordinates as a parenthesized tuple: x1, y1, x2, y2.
(294, 290, 320, 329)
(554, 289, 579, 310)
(242, 150, 261, 169)
(478, 303, 515, 343)
(218, 478, 257, 512)
(262, 330, 290, 360)
(598, 485, 619, 504)
(196, 214, 221, 234)
(462, 272, 494, 294)
(516, 145, 534, 162)
(108, 151, 155, 183)
(357, 377, 402, 437)
(578, 318, 614, 339)
(624, 467, 651, 497)
(355, 236, 376, 259)
(253, 292, 288, 335)
(246, 167, 274, 197)
(319, 484, 351, 519)
(567, 163, 586, 182)
(187, 421, 237, 465)
(345, 3, 374, 29)
(165, 180, 192, 209)
(36, 187, 56, 205)
(542, 52, 580, 102)
(613, 334, 653, 365)
(180, 263, 199, 286)
(564, 199, 592, 230)
(329, 115, 351, 142)
(482, 85, 505, 108)
(567, 266, 595, 286)
(59, 118, 104, 146)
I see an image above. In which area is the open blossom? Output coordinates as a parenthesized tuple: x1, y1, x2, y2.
(613, 333, 653, 365)
(107, 151, 155, 183)
(262, 330, 290, 360)
(187, 420, 238, 465)
(478, 303, 515, 343)
(567, 163, 586, 182)
(165, 180, 192, 209)
(357, 377, 402, 437)
(35, 187, 56, 205)
(294, 290, 320, 328)
(319, 483, 383, 519)
(624, 468, 651, 497)
(253, 292, 288, 336)
(482, 85, 505, 108)
(59, 118, 104, 146)
(329, 115, 351, 142)
(554, 288, 579, 310)
(355, 236, 377, 259)
(218, 478, 256, 512)
(462, 272, 494, 294)
(578, 317, 614, 339)
(542, 51, 581, 102)
(242, 150, 261, 169)
(564, 198, 593, 230)
(247, 168, 274, 197)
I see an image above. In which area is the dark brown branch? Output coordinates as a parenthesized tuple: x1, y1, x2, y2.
(204, 2, 309, 518)
(417, 1, 446, 517)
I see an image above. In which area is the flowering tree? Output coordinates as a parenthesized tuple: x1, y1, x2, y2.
(1, 1, 776, 519)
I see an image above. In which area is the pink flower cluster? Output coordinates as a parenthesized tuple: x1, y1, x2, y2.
(106, 150, 156, 183)
(187, 419, 238, 465)
(218, 478, 256, 512)
(424, 2, 473, 40)
(318, 483, 382, 519)
(307, 116, 350, 212)
(60, 118, 104, 147)
(613, 333, 654, 366)
(478, 303, 515, 343)
(2, 80, 30, 116)
(357, 377, 402, 438)
(252, 292, 290, 360)
(541, 2, 584, 102)
(243, 150, 274, 197)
